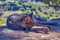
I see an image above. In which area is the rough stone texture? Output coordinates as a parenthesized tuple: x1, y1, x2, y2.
(0, 26, 60, 40)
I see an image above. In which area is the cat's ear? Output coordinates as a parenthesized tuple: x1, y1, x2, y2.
(29, 12, 33, 17)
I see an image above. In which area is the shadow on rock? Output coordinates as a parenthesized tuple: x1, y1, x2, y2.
(6, 26, 33, 33)
(0, 26, 7, 31)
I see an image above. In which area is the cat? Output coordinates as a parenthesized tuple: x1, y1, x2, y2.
(7, 12, 51, 33)
(7, 12, 35, 30)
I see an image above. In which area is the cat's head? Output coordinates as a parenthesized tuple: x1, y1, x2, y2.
(18, 12, 35, 29)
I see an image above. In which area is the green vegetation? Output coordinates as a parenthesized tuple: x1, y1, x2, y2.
(0, 0, 60, 26)
(41, 0, 60, 5)
(18, 2, 59, 20)
(0, 17, 7, 26)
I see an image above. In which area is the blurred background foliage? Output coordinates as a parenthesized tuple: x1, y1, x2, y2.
(0, 0, 60, 26)
(0, 17, 6, 26)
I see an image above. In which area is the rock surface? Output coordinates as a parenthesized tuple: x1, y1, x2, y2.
(0, 26, 60, 40)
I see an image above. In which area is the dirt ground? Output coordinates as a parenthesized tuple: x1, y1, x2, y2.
(0, 26, 60, 40)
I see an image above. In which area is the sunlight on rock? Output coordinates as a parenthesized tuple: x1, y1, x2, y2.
(0, 28, 60, 40)
(41, 35, 45, 38)
(22, 37, 38, 40)
(2, 28, 15, 34)
(28, 35, 33, 37)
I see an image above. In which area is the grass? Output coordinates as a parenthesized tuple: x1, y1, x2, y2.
(19, 2, 59, 20)
(0, 17, 7, 26)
